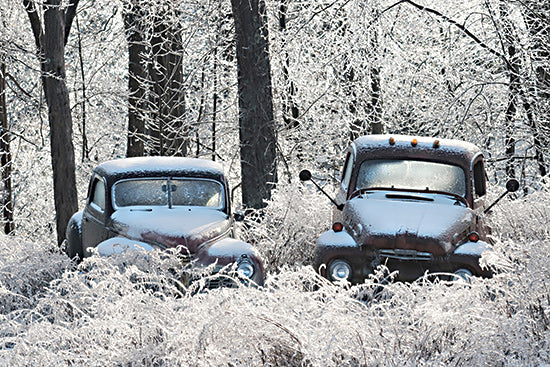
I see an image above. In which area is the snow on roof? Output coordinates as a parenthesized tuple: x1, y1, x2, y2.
(94, 156, 225, 180)
(352, 134, 482, 168)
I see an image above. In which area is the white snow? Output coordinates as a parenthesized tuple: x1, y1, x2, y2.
(111, 207, 229, 239)
(204, 237, 256, 258)
(95, 237, 155, 256)
(317, 229, 357, 247)
(453, 240, 491, 256)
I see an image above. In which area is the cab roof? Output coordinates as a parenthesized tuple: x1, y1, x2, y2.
(94, 157, 226, 185)
(352, 134, 483, 170)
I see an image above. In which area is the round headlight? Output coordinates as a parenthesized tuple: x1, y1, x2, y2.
(328, 259, 352, 281)
(237, 261, 255, 278)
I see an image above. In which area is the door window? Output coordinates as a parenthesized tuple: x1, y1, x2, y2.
(473, 160, 486, 198)
(90, 178, 106, 211)
(341, 152, 354, 190)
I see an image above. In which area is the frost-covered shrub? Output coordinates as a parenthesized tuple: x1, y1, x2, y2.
(1, 184, 550, 366)
(0, 235, 71, 314)
(240, 180, 333, 272)
(1, 258, 549, 366)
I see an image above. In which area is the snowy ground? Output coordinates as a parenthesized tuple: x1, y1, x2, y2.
(0, 189, 549, 366)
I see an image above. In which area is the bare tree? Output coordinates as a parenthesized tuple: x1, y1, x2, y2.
(0, 62, 13, 234)
(148, 14, 187, 156)
(231, 0, 277, 209)
(278, 0, 299, 130)
(23, 0, 79, 245)
(122, 0, 188, 158)
(522, 0, 550, 176)
(124, 0, 147, 158)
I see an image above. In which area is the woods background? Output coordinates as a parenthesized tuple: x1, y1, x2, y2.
(0, 0, 549, 246)
(1, 1, 550, 365)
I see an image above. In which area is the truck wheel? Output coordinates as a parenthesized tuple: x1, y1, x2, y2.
(452, 268, 473, 282)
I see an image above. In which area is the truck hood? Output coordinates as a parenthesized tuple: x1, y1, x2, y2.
(110, 207, 231, 253)
(344, 196, 475, 255)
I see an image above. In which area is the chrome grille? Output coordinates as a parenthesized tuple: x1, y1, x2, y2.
(186, 273, 239, 290)
(179, 254, 192, 265)
(379, 249, 433, 261)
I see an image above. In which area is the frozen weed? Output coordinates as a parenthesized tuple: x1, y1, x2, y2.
(0, 189, 549, 366)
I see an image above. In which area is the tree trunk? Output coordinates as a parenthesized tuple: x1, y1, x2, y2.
(366, 29, 383, 135)
(149, 18, 187, 157)
(231, 0, 277, 209)
(124, 3, 146, 157)
(279, 0, 299, 130)
(0, 63, 13, 234)
(42, 0, 78, 245)
(499, 2, 518, 178)
(523, 1, 550, 176)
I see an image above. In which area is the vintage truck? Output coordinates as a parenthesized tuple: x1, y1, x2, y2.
(65, 156, 264, 286)
(300, 134, 518, 283)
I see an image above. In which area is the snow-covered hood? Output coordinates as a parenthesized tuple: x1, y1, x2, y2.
(344, 196, 475, 255)
(110, 207, 231, 253)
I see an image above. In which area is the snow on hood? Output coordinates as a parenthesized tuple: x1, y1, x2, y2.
(345, 194, 475, 254)
(110, 207, 230, 252)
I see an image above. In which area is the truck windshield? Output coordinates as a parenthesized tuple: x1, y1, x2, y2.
(356, 159, 466, 197)
(113, 178, 224, 209)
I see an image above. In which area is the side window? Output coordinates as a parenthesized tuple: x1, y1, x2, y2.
(90, 177, 106, 211)
(341, 152, 354, 189)
(473, 160, 486, 198)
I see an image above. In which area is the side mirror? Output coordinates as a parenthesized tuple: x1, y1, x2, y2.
(299, 169, 312, 181)
(506, 179, 519, 193)
(484, 178, 520, 214)
(298, 169, 343, 211)
(234, 211, 245, 222)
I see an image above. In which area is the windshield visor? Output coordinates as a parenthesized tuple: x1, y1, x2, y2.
(356, 159, 466, 197)
(113, 178, 225, 209)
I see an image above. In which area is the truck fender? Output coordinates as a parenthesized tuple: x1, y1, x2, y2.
(316, 229, 358, 248)
(196, 238, 265, 285)
(95, 237, 155, 257)
(453, 240, 491, 257)
(66, 211, 84, 260)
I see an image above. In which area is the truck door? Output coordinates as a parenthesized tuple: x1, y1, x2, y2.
(82, 175, 109, 256)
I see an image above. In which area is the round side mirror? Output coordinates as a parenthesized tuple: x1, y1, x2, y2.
(506, 179, 520, 193)
(299, 169, 312, 181)
(234, 211, 245, 222)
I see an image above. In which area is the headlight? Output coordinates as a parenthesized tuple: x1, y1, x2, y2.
(328, 259, 352, 281)
(237, 261, 255, 278)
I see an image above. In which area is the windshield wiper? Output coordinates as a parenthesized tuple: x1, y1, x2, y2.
(351, 187, 468, 206)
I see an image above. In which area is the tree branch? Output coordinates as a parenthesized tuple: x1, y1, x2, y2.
(22, 0, 44, 54)
(64, 0, 79, 45)
(401, 0, 517, 73)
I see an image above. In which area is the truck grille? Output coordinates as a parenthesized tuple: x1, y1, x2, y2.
(186, 273, 239, 289)
(379, 249, 433, 261)
(179, 253, 193, 265)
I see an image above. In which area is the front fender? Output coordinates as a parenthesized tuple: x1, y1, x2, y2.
(66, 211, 83, 260)
(196, 238, 265, 285)
(317, 229, 358, 248)
(450, 240, 493, 277)
(453, 240, 491, 257)
(95, 237, 155, 257)
(315, 229, 361, 279)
